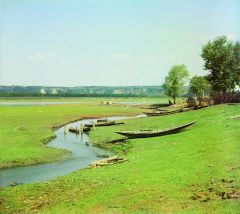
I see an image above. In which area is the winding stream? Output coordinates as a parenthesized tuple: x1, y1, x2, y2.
(0, 115, 144, 187)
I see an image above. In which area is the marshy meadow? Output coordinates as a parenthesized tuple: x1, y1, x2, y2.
(0, 1, 239, 213)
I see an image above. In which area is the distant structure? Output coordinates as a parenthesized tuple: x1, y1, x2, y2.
(101, 101, 113, 105)
(113, 89, 125, 94)
(40, 88, 47, 95)
(51, 89, 58, 95)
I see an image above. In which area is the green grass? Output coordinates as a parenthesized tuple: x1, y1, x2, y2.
(1, 104, 240, 213)
(0, 104, 142, 168)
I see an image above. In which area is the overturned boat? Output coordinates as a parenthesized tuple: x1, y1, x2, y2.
(115, 121, 196, 138)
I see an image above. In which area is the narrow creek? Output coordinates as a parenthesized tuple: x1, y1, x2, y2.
(0, 115, 144, 187)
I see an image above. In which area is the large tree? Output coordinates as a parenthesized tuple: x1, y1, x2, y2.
(232, 41, 240, 90)
(189, 75, 210, 97)
(163, 65, 189, 104)
(201, 36, 240, 92)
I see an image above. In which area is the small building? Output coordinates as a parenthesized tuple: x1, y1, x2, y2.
(51, 89, 58, 95)
(101, 101, 113, 105)
(40, 88, 47, 95)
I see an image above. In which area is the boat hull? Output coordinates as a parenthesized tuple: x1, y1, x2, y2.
(144, 108, 183, 116)
(85, 121, 125, 127)
(115, 121, 196, 138)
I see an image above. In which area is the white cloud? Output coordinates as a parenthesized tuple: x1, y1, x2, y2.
(27, 52, 57, 61)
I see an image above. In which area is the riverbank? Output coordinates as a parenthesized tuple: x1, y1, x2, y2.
(0, 97, 170, 103)
(0, 104, 142, 168)
(1, 104, 239, 213)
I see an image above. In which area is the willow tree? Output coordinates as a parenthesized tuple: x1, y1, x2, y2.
(189, 75, 210, 97)
(163, 65, 189, 104)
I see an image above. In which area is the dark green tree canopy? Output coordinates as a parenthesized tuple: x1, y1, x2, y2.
(189, 75, 210, 97)
(201, 36, 240, 92)
(163, 64, 189, 104)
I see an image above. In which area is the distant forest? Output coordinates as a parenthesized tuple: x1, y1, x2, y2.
(0, 86, 166, 97)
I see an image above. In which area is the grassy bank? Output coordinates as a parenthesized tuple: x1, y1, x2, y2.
(0, 104, 142, 168)
(1, 104, 239, 213)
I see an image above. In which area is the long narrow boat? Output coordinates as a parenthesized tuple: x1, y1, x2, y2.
(141, 103, 172, 110)
(155, 108, 168, 111)
(68, 127, 80, 133)
(68, 127, 91, 133)
(195, 105, 208, 110)
(143, 107, 185, 116)
(83, 127, 91, 132)
(97, 119, 108, 123)
(115, 121, 196, 138)
(85, 121, 125, 127)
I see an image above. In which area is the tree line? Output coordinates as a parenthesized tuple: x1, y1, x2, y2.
(163, 36, 240, 104)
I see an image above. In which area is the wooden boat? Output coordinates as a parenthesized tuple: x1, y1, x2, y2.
(156, 108, 168, 111)
(89, 156, 127, 168)
(195, 105, 208, 110)
(97, 119, 108, 123)
(181, 107, 196, 112)
(83, 127, 91, 132)
(115, 121, 196, 138)
(68, 127, 80, 133)
(85, 121, 125, 127)
(144, 107, 185, 116)
(68, 127, 91, 133)
(150, 103, 171, 108)
(141, 103, 171, 110)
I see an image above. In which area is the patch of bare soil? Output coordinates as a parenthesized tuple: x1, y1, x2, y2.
(190, 178, 240, 202)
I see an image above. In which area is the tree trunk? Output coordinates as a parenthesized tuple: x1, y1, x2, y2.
(173, 97, 176, 104)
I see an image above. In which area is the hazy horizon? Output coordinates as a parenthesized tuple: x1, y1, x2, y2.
(0, 84, 162, 87)
(1, 0, 239, 86)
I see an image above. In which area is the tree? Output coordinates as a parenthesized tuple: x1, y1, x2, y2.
(232, 41, 240, 90)
(201, 36, 240, 92)
(163, 65, 189, 104)
(189, 75, 210, 97)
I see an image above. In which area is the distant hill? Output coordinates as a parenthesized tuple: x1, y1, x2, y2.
(0, 85, 165, 97)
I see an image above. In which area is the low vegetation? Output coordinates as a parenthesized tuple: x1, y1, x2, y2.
(0, 103, 143, 168)
(1, 104, 239, 213)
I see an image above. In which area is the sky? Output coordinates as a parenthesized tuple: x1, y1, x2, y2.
(0, 0, 239, 86)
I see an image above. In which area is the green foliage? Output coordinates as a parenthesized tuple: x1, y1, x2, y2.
(163, 64, 189, 103)
(0, 86, 166, 97)
(233, 42, 240, 89)
(201, 36, 240, 92)
(189, 75, 210, 97)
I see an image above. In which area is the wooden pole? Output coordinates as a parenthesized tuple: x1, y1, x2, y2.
(80, 124, 84, 134)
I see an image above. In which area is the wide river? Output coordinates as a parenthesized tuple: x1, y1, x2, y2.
(0, 115, 144, 187)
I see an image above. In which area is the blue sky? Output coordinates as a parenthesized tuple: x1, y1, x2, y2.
(0, 0, 239, 86)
